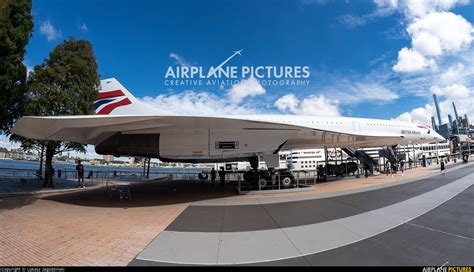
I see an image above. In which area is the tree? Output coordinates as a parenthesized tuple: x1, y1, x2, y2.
(14, 37, 100, 187)
(9, 134, 46, 178)
(0, 0, 33, 132)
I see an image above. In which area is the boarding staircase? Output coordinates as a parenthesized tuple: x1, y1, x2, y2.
(378, 146, 398, 164)
(342, 147, 376, 174)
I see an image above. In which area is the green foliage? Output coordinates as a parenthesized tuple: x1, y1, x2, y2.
(0, 0, 33, 132)
(14, 37, 100, 187)
(25, 37, 100, 116)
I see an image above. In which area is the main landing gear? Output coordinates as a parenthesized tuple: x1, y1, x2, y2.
(242, 156, 295, 189)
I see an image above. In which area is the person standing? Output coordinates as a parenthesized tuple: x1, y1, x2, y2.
(440, 160, 445, 173)
(210, 168, 216, 187)
(76, 160, 85, 187)
(218, 167, 226, 187)
(198, 171, 208, 184)
(317, 164, 323, 181)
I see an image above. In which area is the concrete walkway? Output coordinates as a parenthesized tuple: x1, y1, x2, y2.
(130, 162, 474, 266)
(0, 161, 471, 266)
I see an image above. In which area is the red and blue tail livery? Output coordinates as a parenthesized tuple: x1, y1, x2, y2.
(94, 89, 132, 114)
(95, 78, 172, 115)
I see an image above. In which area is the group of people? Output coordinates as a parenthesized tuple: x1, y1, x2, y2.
(385, 159, 406, 178)
(198, 167, 226, 187)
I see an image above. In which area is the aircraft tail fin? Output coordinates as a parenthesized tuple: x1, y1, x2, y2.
(95, 78, 170, 115)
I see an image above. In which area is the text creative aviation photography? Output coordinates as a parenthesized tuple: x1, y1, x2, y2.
(0, 0, 473, 270)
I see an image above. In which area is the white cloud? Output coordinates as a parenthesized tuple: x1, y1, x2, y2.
(387, 2, 473, 74)
(298, 95, 341, 116)
(275, 94, 300, 113)
(340, 0, 470, 28)
(393, 47, 437, 73)
(431, 84, 471, 99)
(328, 82, 399, 104)
(0, 135, 21, 150)
(396, 83, 474, 124)
(374, 0, 470, 19)
(396, 105, 434, 124)
(440, 63, 465, 84)
(23, 61, 33, 77)
(411, 31, 442, 56)
(26, 65, 33, 76)
(39, 20, 62, 41)
(338, 14, 369, 28)
(67, 145, 101, 160)
(141, 91, 261, 116)
(275, 94, 341, 116)
(80, 23, 88, 32)
(169, 53, 191, 67)
(227, 76, 266, 104)
(408, 12, 473, 57)
(338, 4, 395, 28)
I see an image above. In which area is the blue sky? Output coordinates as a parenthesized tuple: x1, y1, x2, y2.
(3, 0, 474, 154)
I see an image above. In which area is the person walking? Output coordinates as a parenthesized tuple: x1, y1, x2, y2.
(76, 160, 85, 187)
(386, 161, 393, 178)
(218, 167, 226, 188)
(210, 168, 216, 187)
(440, 159, 445, 173)
(399, 159, 405, 177)
(363, 164, 369, 178)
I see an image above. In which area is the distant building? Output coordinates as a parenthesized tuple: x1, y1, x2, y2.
(102, 155, 114, 162)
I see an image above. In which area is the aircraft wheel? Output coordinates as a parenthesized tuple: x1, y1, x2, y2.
(281, 176, 292, 188)
(258, 178, 268, 189)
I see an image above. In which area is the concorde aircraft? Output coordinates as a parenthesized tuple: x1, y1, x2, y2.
(12, 78, 444, 185)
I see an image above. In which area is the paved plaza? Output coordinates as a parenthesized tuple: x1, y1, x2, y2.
(0, 161, 472, 266)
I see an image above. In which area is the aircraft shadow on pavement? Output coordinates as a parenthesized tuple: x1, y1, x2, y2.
(42, 180, 238, 208)
(0, 195, 37, 211)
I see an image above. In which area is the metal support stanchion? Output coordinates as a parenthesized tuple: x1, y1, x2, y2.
(238, 174, 241, 193)
(278, 173, 281, 190)
(258, 173, 261, 191)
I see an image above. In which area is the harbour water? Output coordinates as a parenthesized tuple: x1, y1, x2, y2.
(0, 159, 205, 177)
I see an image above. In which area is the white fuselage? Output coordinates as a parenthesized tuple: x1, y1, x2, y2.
(154, 114, 443, 162)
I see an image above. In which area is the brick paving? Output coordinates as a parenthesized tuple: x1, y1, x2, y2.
(0, 161, 463, 266)
(0, 180, 238, 266)
(0, 177, 99, 194)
